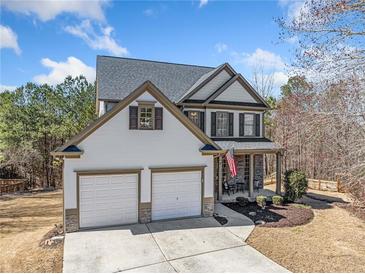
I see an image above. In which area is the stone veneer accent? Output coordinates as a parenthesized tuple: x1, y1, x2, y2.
(203, 197, 214, 217)
(65, 208, 78, 233)
(139, 202, 151, 223)
(254, 154, 264, 189)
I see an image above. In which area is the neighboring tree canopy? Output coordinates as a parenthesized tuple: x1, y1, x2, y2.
(0, 76, 96, 188)
(278, 0, 365, 76)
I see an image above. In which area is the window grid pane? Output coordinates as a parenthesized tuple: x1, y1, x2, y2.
(216, 112, 229, 137)
(188, 111, 200, 128)
(244, 114, 254, 136)
(139, 107, 153, 129)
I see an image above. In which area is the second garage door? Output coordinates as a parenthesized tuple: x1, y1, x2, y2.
(79, 173, 138, 228)
(152, 170, 202, 221)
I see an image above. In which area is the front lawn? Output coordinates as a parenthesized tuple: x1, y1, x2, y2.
(246, 191, 365, 272)
(0, 191, 63, 272)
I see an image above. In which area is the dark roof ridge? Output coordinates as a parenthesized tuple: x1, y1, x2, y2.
(97, 55, 215, 69)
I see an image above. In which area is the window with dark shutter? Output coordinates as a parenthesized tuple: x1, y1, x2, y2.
(255, 113, 260, 136)
(155, 107, 163, 130)
(129, 106, 138, 129)
(211, 112, 216, 136)
(239, 113, 244, 136)
(228, 113, 234, 136)
(200, 112, 205, 132)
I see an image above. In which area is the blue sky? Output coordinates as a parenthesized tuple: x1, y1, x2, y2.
(0, 0, 300, 96)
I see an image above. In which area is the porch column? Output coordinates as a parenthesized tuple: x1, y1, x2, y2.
(218, 155, 223, 200)
(276, 152, 282, 195)
(249, 154, 254, 198)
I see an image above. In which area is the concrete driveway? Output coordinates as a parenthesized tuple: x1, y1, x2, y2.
(63, 204, 289, 273)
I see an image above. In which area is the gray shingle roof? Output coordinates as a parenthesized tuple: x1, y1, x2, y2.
(97, 56, 216, 102)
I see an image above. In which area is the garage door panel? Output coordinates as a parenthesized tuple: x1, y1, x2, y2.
(79, 173, 138, 228)
(152, 170, 202, 221)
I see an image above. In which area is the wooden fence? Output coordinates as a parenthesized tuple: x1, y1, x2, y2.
(0, 179, 27, 195)
(264, 177, 345, 192)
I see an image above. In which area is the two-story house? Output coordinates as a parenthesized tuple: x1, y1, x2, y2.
(52, 56, 283, 233)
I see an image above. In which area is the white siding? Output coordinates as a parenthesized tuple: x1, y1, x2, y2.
(190, 70, 231, 100)
(64, 91, 214, 209)
(215, 80, 257, 103)
(98, 101, 105, 116)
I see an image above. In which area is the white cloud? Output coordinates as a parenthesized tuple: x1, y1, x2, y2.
(199, 0, 208, 8)
(0, 25, 21, 55)
(278, 0, 306, 22)
(64, 20, 128, 56)
(272, 71, 289, 88)
(233, 48, 286, 70)
(1, 0, 107, 22)
(33, 57, 95, 85)
(215, 42, 228, 53)
(285, 35, 299, 44)
(0, 84, 17, 93)
(143, 9, 155, 17)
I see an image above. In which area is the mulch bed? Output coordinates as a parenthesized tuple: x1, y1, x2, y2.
(213, 214, 228, 225)
(224, 202, 314, 228)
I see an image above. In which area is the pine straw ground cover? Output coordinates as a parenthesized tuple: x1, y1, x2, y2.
(246, 190, 365, 272)
(224, 202, 314, 227)
(0, 190, 63, 272)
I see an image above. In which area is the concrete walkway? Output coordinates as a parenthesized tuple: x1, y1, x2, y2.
(63, 204, 289, 273)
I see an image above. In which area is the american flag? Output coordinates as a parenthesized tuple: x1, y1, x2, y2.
(225, 147, 237, 177)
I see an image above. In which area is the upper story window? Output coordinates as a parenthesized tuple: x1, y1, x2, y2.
(184, 110, 205, 131)
(129, 103, 163, 130)
(139, 106, 154, 129)
(244, 113, 255, 136)
(216, 112, 229, 137)
(239, 113, 261, 137)
(188, 111, 200, 127)
(211, 111, 233, 137)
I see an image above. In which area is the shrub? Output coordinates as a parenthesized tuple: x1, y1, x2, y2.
(256, 195, 267, 209)
(284, 169, 308, 202)
(272, 195, 284, 205)
(236, 196, 249, 207)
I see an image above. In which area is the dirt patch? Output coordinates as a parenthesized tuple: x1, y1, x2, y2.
(39, 224, 64, 247)
(0, 190, 63, 272)
(247, 192, 365, 272)
(224, 202, 314, 228)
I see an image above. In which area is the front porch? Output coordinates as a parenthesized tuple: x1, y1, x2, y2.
(220, 188, 277, 202)
(212, 144, 283, 202)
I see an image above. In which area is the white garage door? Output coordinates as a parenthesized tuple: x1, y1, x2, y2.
(79, 173, 138, 228)
(152, 170, 202, 221)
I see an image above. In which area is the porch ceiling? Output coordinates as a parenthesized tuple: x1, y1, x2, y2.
(216, 140, 283, 153)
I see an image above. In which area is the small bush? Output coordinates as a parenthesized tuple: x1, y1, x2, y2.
(284, 169, 308, 202)
(256, 195, 267, 209)
(272, 195, 284, 205)
(236, 196, 249, 207)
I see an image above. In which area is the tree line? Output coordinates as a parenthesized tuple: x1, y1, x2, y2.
(0, 76, 96, 188)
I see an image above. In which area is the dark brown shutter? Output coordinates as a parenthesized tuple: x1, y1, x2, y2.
(261, 113, 265, 137)
(183, 111, 189, 117)
(255, 113, 260, 136)
(211, 112, 216, 136)
(239, 113, 244, 136)
(228, 113, 234, 136)
(199, 112, 205, 132)
(155, 107, 163, 130)
(129, 106, 138, 129)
